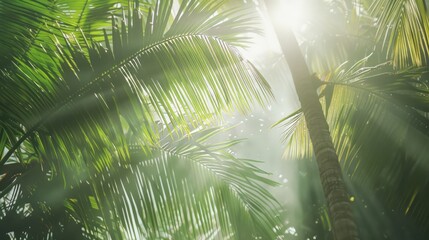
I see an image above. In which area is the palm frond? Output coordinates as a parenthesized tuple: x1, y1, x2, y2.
(0, 1, 280, 239)
(0, 0, 53, 67)
(0, 0, 132, 68)
(1, 128, 283, 239)
(370, 0, 429, 67)
(83, 127, 282, 239)
(272, 109, 313, 160)
(279, 55, 429, 234)
(0, 0, 272, 175)
(323, 60, 429, 233)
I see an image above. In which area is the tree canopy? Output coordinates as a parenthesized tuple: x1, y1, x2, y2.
(2, 0, 429, 239)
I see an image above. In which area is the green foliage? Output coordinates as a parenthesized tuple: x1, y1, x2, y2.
(0, 0, 281, 239)
(273, 0, 429, 237)
(1, 128, 282, 239)
(370, 0, 429, 67)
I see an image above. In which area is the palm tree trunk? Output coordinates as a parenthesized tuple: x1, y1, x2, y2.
(264, 1, 359, 239)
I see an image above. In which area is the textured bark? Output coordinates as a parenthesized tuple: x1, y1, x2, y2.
(265, 1, 359, 239)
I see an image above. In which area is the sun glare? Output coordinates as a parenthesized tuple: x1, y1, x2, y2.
(242, 0, 309, 60)
(271, 0, 307, 31)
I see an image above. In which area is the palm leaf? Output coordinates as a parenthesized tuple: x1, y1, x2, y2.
(0, 0, 132, 68)
(323, 60, 429, 233)
(370, 0, 429, 67)
(0, 0, 56, 66)
(1, 128, 283, 239)
(1, 1, 280, 239)
(277, 56, 429, 235)
(83, 127, 282, 239)
(0, 0, 272, 174)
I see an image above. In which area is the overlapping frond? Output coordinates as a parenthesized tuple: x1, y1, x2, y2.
(277, 56, 429, 234)
(0, 0, 57, 66)
(370, 0, 429, 67)
(0, 0, 272, 178)
(0, 1, 280, 239)
(272, 109, 312, 160)
(270, 0, 429, 237)
(82, 128, 282, 239)
(321, 60, 429, 233)
(0, 0, 130, 68)
(0, 128, 283, 239)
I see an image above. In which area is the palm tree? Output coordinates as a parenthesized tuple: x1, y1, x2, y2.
(0, 0, 283, 239)
(266, 0, 429, 239)
(264, 1, 359, 239)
